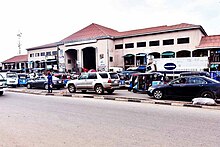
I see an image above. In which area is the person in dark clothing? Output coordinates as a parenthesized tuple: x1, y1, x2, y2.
(47, 71, 53, 93)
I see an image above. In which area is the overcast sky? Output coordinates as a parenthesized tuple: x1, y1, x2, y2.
(0, 0, 220, 62)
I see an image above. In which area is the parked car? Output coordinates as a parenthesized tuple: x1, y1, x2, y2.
(180, 71, 210, 77)
(6, 72, 19, 87)
(27, 76, 64, 90)
(0, 73, 7, 95)
(148, 76, 220, 100)
(53, 73, 72, 85)
(66, 72, 120, 94)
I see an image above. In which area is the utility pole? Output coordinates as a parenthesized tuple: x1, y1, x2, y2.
(17, 31, 22, 55)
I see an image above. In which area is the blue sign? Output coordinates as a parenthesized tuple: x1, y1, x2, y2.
(164, 63, 176, 70)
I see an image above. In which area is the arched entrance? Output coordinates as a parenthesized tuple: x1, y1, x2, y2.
(83, 47, 96, 70)
(65, 49, 77, 72)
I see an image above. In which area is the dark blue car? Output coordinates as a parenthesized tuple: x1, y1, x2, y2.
(148, 76, 220, 100)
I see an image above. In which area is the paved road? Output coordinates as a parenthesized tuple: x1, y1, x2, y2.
(0, 92, 220, 147)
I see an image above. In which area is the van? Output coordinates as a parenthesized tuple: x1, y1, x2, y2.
(6, 72, 19, 87)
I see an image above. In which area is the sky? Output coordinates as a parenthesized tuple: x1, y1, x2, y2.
(0, 0, 220, 62)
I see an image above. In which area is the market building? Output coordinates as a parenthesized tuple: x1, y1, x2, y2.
(21, 23, 220, 73)
(2, 54, 28, 72)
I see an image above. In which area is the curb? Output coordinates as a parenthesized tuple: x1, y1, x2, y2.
(6, 89, 220, 110)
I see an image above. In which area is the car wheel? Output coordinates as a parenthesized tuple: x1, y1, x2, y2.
(82, 90, 87, 93)
(44, 84, 48, 90)
(27, 83, 32, 89)
(107, 89, 114, 94)
(153, 89, 163, 99)
(0, 91, 3, 96)
(68, 84, 76, 93)
(200, 91, 215, 99)
(95, 84, 104, 94)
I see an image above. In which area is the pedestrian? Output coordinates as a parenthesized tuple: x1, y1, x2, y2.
(47, 71, 53, 93)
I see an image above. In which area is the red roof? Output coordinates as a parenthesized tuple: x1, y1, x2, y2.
(61, 23, 206, 43)
(26, 42, 60, 51)
(3, 54, 28, 63)
(118, 23, 203, 37)
(197, 35, 220, 48)
(27, 23, 207, 50)
(61, 23, 120, 43)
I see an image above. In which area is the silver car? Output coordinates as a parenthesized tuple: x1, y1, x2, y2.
(66, 72, 120, 94)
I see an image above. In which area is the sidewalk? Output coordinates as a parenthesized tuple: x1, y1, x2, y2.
(6, 87, 220, 110)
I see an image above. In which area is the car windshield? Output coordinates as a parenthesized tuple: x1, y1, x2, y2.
(203, 76, 220, 83)
(7, 73, 17, 78)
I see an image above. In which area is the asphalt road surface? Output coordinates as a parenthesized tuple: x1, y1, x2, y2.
(0, 92, 220, 147)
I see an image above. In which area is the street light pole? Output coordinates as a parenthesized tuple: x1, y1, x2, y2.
(17, 31, 22, 55)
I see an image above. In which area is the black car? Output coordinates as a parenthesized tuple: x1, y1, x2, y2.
(27, 76, 64, 90)
(180, 71, 210, 77)
(148, 76, 220, 100)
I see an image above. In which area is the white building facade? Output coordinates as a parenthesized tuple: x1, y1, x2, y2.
(26, 23, 220, 73)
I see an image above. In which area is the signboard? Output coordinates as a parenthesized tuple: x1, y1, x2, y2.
(164, 63, 176, 70)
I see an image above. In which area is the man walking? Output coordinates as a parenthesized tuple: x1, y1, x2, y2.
(47, 71, 53, 93)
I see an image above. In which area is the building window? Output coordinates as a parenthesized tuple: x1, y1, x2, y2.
(125, 43, 134, 49)
(46, 52, 51, 56)
(68, 59, 71, 64)
(115, 44, 123, 49)
(35, 53, 40, 57)
(30, 54, 34, 57)
(52, 51, 57, 55)
(177, 37, 190, 44)
(137, 42, 146, 47)
(149, 40, 160, 46)
(110, 57, 113, 62)
(163, 39, 174, 45)
(41, 52, 45, 56)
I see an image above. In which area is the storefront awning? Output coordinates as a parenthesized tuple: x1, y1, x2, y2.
(162, 52, 175, 56)
(123, 54, 134, 58)
(136, 53, 146, 57)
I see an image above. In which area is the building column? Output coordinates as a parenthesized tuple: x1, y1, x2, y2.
(78, 49, 82, 72)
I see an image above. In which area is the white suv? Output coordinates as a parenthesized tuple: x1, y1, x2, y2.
(66, 72, 120, 94)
